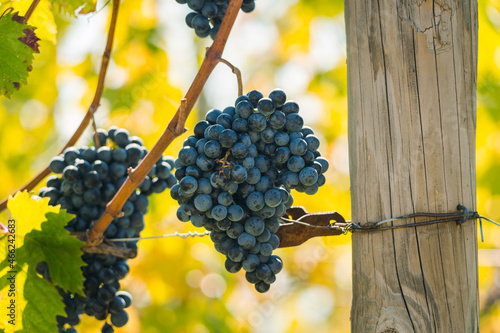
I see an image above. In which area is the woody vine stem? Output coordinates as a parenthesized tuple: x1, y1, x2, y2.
(0, 0, 245, 248)
(86, 0, 244, 246)
(0, 0, 120, 211)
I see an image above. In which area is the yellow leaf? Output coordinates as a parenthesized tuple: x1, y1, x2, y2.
(0, 0, 57, 44)
(7, 191, 59, 249)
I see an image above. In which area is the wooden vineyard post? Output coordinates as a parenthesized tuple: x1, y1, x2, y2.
(345, 0, 479, 332)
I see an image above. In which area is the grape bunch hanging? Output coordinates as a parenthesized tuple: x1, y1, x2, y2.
(175, 0, 256, 39)
(172, 89, 329, 293)
(38, 127, 177, 333)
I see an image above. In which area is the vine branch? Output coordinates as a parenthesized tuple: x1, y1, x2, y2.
(86, 0, 244, 246)
(24, 0, 40, 22)
(0, 0, 120, 212)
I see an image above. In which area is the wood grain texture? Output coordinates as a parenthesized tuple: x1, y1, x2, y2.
(345, 0, 478, 332)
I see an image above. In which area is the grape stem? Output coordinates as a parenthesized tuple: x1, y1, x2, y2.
(0, 0, 120, 212)
(217, 57, 243, 96)
(24, 0, 40, 22)
(86, 0, 245, 246)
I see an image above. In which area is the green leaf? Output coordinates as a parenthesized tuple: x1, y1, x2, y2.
(18, 211, 86, 295)
(0, 12, 39, 99)
(1, 193, 85, 331)
(20, 267, 66, 333)
(49, 0, 96, 16)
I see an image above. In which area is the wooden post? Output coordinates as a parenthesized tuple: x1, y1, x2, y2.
(345, 0, 479, 332)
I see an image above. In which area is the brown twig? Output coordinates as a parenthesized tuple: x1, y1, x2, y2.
(24, 0, 40, 22)
(218, 57, 243, 96)
(73, 232, 137, 259)
(0, 7, 14, 20)
(86, 0, 244, 246)
(0, 0, 120, 212)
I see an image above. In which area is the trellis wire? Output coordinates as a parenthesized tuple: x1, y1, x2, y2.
(106, 205, 498, 243)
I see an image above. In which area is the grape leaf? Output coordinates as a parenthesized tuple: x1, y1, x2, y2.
(0, 192, 85, 332)
(18, 211, 86, 295)
(49, 0, 96, 16)
(0, 12, 39, 98)
(0, 1, 57, 44)
(19, 267, 65, 333)
(7, 191, 58, 249)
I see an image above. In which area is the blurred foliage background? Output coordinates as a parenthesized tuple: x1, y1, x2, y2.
(0, 0, 499, 332)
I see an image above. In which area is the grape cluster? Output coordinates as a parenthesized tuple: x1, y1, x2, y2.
(172, 89, 328, 292)
(175, 0, 256, 39)
(38, 127, 177, 333)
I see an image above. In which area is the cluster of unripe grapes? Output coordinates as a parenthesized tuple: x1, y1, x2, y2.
(172, 89, 328, 292)
(175, 0, 256, 39)
(38, 127, 176, 333)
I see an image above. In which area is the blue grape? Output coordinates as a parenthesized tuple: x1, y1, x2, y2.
(247, 90, 264, 107)
(245, 216, 265, 236)
(287, 156, 305, 173)
(285, 114, 304, 131)
(110, 310, 129, 328)
(64, 147, 81, 165)
(225, 258, 242, 273)
(289, 138, 308, 156)
(230, 165, 247, 183)
(112, 149, 128, 164)
(227, 222, 244, 239)
(110, 163, 127, 179)
(227, 204, 244, 221)
(242, 156, 255, 169)
(231, 142, 247, 159)
(274, 132, 289, 146)
(305, 135, 320, 151)
(196, 178, 212, 194)
(62, 165, 80, 183)
(235, 100, 254, 119)
(125, 143, 142, 164)
(299, 167, 319, 186)
(228, 246, 246, 262)
(269, 111, 286, 130)
(281, 101, 299, 114)
(255, 281, 270, 293)
(114, 129, 130, 148)
(248, 113, 267, 132)
(265, 217, 280, 233)
(205, 124, 225, 140)
(180, 176, 198, 194)
(211, 205, 228, 221)
(219, 129, 238, 148)
(315, 157, 329, 173)
(75, 159, 92, 174)
(204, 140, 222, 159)
(260, 243, 273, 256)
(217, 191, 233, 206)
(269, 89, 286, 107)
(255, 176, 274, 193)
(242, 254, 260, 272)
(194, 120, 210, 138)
(216, 113, 233, 129)
(238, 232, 256, 249)
(246, 191, 265, 211)
(264, 189, 282, 207)
(97, 146, 113, 163)
(257, 98, 275, 116)
(255, 155, 271, 173)
(232, 117, 249, 132)
(178, 147, 198, 166)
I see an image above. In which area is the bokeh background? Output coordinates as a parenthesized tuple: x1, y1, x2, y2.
(0, 0, 499, 332)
